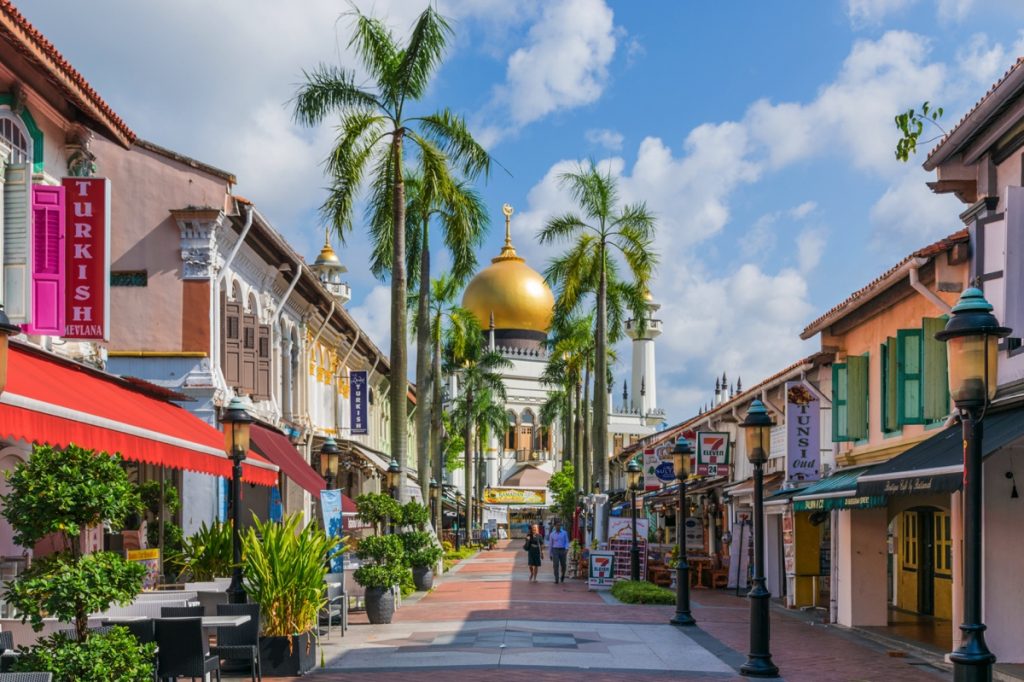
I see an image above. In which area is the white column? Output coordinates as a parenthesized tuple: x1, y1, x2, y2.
(836, 508, 888, 626)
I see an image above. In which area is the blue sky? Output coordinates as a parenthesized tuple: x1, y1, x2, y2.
(21, 0, 1024, 422)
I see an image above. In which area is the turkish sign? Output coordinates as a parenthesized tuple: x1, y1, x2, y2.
(696, 432, 730, 476)
(350, 370, 368, 435)
(62, 177, 110, 339)
(482, 486, 547, 506)
(319, 489, 344, 573)
(785, 381, 821, 483)
(588, 550, 615, 590)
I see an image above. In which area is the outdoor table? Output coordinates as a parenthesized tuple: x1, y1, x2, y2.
(102, 614, 250, 629)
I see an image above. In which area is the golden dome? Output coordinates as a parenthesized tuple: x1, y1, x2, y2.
(313, 231, 346, 271)
(462, 205, 554, 333)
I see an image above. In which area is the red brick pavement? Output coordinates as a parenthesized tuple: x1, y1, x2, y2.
(289, 541, 945, 682)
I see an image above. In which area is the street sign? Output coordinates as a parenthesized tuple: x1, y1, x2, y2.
(588, 550, 615, 590)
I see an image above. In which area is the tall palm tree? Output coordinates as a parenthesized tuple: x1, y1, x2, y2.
(543, 313, 594, 491)
(294, 7, 491, 500)
(406, 171, 488, 503)
(541, 165, 657, 496)
(472, 388, 508, 526)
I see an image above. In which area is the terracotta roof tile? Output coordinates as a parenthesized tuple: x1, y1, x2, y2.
(0, 0, 134, 146)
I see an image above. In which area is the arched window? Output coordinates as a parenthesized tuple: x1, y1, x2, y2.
(519, 410, 535, 454)
(504, 410, 516, 450)
(0, 110, 30, 164)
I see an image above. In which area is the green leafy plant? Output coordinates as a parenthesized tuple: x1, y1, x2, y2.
(146, 520, 183, 555)
(355, 493, 402, 534)
(610, 580, 675, 605)
(353, 534, 406, 589)
(167, 520, 233, 582)
(14, 627, 155, 682)
(138, 479, 181, 517)
(242, 512, 343, 637)
(400, 501, 430, 529)
(407, 545, 443, 569)
(399, 567, 416, 597)
(547, 462, 578, 523)
(895, 101, 945, 162)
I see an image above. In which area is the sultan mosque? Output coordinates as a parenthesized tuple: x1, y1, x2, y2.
(457, 204, 665, 493)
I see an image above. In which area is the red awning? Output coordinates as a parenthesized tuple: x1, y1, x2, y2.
(0, 343, 278, 486)
(250, 425, 324, 496)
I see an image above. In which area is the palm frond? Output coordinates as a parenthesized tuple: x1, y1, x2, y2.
(396, 7, 453, 108)
(414, 109, 492, 179)
(538, 213, 589, 245)
(559, 163, 618, 223)
(348, 11, 401, 105)
(292, 65, 382, 126)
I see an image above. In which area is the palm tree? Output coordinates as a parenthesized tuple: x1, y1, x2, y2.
(294, 7, 491, 501)
(541, 164, 657, 496)
(472, 388, 508, 526)
(542, 313, 594, 491)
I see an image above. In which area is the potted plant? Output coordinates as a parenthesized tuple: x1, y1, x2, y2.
(242, 512, 343, 676)
(354, 535, 405, 623)
(166, 520, 233, 582)
(401, 531, 442, 590)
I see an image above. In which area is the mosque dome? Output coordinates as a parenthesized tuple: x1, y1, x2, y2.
(462, 204, 554, 335)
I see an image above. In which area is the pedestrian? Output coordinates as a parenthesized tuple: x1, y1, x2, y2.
(524, 524, 543, 582)
(548, 520, 569, 583)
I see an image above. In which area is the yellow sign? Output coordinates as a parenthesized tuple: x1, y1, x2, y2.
(482, 487, 547, 505)
(126, 548, 160, 561)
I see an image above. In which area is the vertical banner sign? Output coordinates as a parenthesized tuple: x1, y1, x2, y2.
(350, 370, 368, 435)
(785, 381, 821, 483)
(61, 178, 110, 340)
(642, 448, 660, 490)
(319, 489, 344, 573)
(696, 432, 730, 476)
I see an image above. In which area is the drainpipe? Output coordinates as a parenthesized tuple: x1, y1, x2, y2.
(216, 205, 254, 286)
(309, 301, 336, 348)
(908, 257, 952, 314)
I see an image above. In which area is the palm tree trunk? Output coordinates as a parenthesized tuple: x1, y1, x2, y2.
(564, 381, 574, 470)
(431, 322, 443, 532)
(463, 381, 474, 543)
(594, 240, 608, 493)
(390, 130, 409, 502)
(583, 357, 592, 492)
(574, 376, 583, 490)
(415, 222, 431, 503)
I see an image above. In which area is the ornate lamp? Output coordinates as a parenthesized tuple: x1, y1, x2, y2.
(220, 397, 254, 604)
(670, 436, 696, 626)
(319, 436, 341, 490)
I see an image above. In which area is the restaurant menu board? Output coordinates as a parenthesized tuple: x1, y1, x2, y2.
(126, 548, 160, 590)
(782, 509, 796, 576)
(609, 539, 648, 582)
(588, 550, 615, 590)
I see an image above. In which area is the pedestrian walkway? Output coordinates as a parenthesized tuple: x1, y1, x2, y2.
(302, 540, 948, 681)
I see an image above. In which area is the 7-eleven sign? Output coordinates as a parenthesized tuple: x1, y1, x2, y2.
(697, 432, 730, 476)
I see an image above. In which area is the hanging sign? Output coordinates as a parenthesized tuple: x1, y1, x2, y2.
(350, 370, 368, 435)
(684, 517, 704, 551)
(482, 487, 546, 505)
(62, 177, 110, 340)
(785, 381, 821, 483)
(643, 447, 672, 490)
(696, 432, 730, 476)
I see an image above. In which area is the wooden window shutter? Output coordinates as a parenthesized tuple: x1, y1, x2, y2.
(897, 329, 925, 425)
(222, 300, 242, 387)
(832, 363, 849, 441)
(882, 337, 898, 432)
(3, 163, 31, 323)
(255, 324, 271, 401)
(922, 317, 950, 421)
(25, 185, 65, 335)
(847, 354, 869, 440)
(241, 312, 257, 395)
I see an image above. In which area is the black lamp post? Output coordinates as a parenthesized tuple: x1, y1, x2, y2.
(220, 397, 254, 604)
(671, 436, 696, 626)
(429, 477, 439, 529)
(626, 458, 643, 582)
(455, 490, 464, 551)
(386, 457, 402, 499)
(936, 288, 1010, 682)
(739, 399, 779, 678)
(320, 436, 341, 490)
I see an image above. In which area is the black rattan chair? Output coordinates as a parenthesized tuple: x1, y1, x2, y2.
(57, 625, 113, 641)
(0, 674, 53, 682)
(319, 583, 346, 638)
(123, 619, 156, 644)
(0, 631, 14, 673)
(160, 605, 203, 618)
(155, 618, 220, 681)
(210, 603, 261, 682)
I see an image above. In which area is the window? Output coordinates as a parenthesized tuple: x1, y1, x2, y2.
(0, 111, 30, 164)
(902, 511, 918, 570)
(833, 355, 868, 441)
(922, 317, 949, 421)
(881, 320, 950, 430)
(881, 338, 898, 432)
(934, 512, 952, 575)
(505, 411, 516, 450)
(897, 329, 924, 425)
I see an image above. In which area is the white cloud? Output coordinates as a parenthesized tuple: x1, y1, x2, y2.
(869, 169, 963, 258)
(585, 128, 625, 151)
(846, 0, 917, 25)
(348, 285, 393, 353)
(797, 229, 827, 273)
(957, 33, 1009, 85)
(937, 0, 974, 22)
(790, 201, 817, 219)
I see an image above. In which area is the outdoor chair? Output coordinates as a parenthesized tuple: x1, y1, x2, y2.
(57, 625, 113, 641)
(0, 631, 14, 672)
(0, 673, 53, 682)
(160, 605, 204, 618)
(155, 617, 220, 681)
(210, 603, 261, 682)
(123, 618, 156, 644)
(319, 583, 347, 638)
(195, 590, 228, 616)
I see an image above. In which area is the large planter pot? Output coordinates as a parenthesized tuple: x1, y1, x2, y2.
(258, 632, 316, 676)
(412, 566, 434, 591)
(365, 586, 396, 624)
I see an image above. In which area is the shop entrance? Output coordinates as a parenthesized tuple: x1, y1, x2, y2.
(915, 510, 935, 616)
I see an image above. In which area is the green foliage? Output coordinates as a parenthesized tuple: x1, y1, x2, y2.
(14, 627, 156, 682)
(442, 545, 476, 572)
(242, 512, 343, 637)
(399, 567, 416, 597)
(353, 564, 407, 589)
(1, 444, 141, 547)
(441, 539, 454, 553)
(399, 530, 432, 554)
(610, 580, 675, 605)
(166, 521, 233, 582)
(146, 520, 183, 555)
(7, 552, 145, 633)
(895, 101, 945, 162)
(137, 479, 180, 517)
(355, 492, 402, 532)
(354, 534, 406, 589)
(547, 462, 578, 524)
(400, 530, 442, 568)
(400, 501, 431, 529)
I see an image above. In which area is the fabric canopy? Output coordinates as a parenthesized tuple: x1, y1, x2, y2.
(250, 425, 324, 495)
(0, 343, 278, 486)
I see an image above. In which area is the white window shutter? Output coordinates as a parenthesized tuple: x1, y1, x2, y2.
(3, 162, 31, 324)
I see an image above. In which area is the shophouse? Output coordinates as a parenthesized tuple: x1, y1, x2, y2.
(914, 56, 1024, 663)
(798, 231, 969, 651)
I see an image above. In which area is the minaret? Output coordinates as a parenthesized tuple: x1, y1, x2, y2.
(626, 288, 662, 418)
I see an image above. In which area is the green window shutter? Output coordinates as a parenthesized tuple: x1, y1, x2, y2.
(847, 354, 869, 440)
(897, 329, 925, 425)
(832, 363, 849, 441)
(884, 337, 898, 431)
(922, 317, 950, 421)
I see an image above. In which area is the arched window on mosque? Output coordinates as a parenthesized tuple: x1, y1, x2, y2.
(519, 410, 535, 457)
(504, 410, 516, 450)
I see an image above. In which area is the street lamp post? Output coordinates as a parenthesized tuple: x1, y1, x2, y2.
(220, 397, 254, 604)
(429, 477, 439, 529)
(320, 436, 341, 490)
(455, 490, 464, 551)
(626, 458, 643, 582)
(387, 457, 402, 534)
(671, 437, 696, 626)
(739, 399, 779, 678)
(936, 288, 1010, 682)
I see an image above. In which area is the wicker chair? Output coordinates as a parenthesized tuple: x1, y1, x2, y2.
(56, 625, 113, 641)
(155, 618, 220, 681)
(160, 605, 204, 618)
(0, 674, 53, 682)
(210, 603, 261, 682)
(320, 583, 347, 638)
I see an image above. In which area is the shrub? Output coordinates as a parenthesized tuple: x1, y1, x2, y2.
(167, 520, 233, 582)
(399, 568, 415, 597)
(14, 627, 155, 682)
(441, 539, 454, 553)
(146, 520, 183, 555)
(354, 534, 406, 589)
(400, 501, 430, 529)
(610, 580, 675, 605)
(138, 479, 181, 517)
(355, 493, 402, 533)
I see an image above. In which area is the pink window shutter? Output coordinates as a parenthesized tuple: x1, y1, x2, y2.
(27, 185, 65, 336)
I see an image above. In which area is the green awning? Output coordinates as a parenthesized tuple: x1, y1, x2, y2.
(792, 466, 884, 511)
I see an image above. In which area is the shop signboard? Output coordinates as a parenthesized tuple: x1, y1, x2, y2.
(588, 550, 615, 590)
(793, 495, 885, 511)
(785, 381, 821, 483)
(350, 370, 368, 435)
(782, 508, 796, 576)
(319, 489, 344, 573)
(126, 548, 160, 590)
(482, 487, 547, 506)
(609, 516, 649, 542)
(683, 517, 704, 551)
(62, 177, 110, 340)
(696, 432, 730, 476)
(644, 446, 674, 489)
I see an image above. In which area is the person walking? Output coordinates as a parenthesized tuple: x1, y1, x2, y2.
(548, 521, 570, 583)
(524, 524, 543, 582)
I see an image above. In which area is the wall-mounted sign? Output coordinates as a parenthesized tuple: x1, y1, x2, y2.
(697, 432, 730, 476)
(62, 177, 110, 340)
(643, 446, 675, 489)
(350, 370, 368, 435)
(482, 486, 547, 506)
(785, 381, 821, 483)
(126, 548, 160, 590)
(793, 495, 885, 512)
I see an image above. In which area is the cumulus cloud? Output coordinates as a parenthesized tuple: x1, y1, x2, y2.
(348, 285, 393, 353)
(869, 169, 963, 258)
(797, 229, 827, 273)
(585, 128, 625, 151)
(846, 0, 917, 25)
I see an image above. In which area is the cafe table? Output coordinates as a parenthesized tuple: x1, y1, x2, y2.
(102, 615, 251, 629)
